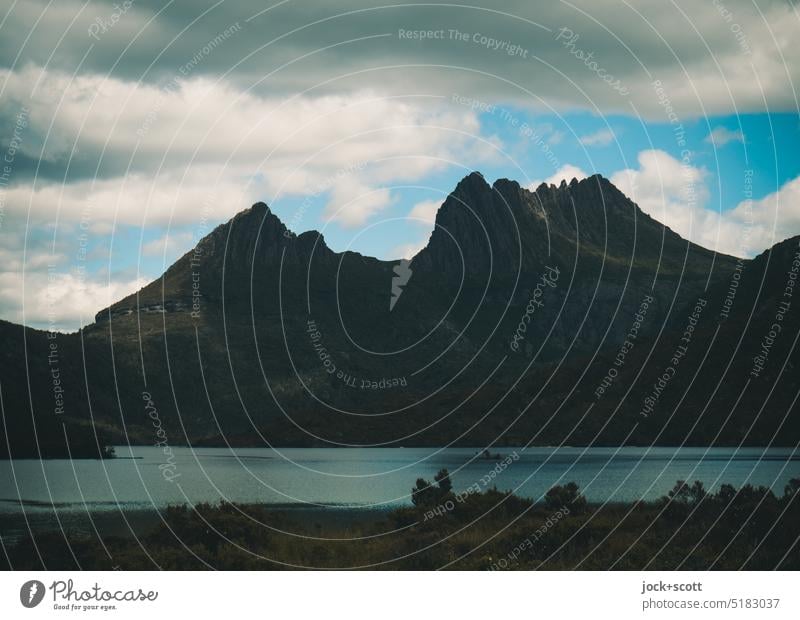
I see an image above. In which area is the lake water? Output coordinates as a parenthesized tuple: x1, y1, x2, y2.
(1, 446, 798, 516)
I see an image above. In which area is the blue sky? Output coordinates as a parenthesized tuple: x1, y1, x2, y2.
(155, 109, 800, 265)
(64, 109, 800, 272)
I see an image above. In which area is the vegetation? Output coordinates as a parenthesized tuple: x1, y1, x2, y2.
(545, 481, 587, 514)
(4, 476, 799, 570)
(411, 468, 452, 507)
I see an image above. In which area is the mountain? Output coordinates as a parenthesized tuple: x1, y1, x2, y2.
(1, 173, 798, 457)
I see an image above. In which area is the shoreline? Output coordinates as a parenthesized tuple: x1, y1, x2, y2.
(0, 503, 395, 547)
(4, 444, 799, 462)
(3, 476, 799, 570)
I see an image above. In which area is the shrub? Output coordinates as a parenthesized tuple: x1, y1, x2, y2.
(412, 468, 453, 507)
(544, 482, 587, 514)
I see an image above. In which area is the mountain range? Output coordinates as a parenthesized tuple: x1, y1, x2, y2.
(2, 172, 798, 458)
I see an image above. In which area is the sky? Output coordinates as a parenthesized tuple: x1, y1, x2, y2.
(1, 0, 799, 331)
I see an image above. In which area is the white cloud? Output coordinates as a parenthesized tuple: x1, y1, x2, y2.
(3, 168, 251, 228)
(0, 217, 155, 331)
(323, 178, 394, 228)
(408, 199, 442, 226)
(729, 175, 800, 251)
(611, 149, 799, 256)
(1, 67, 498, 230)
(705, 127, 745, 147)
(528, 164, 589, 190)
(611, 149, 720, 247)
(0, 268, 148, 331)
(579, 129, 616, 147)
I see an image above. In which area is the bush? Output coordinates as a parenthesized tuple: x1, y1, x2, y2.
(411, 468, 453, 507)
(544, 482, 587, 514)
(668, 480, 706, 505)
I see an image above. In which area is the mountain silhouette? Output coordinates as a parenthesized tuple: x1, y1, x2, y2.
(1, 173, 798, 457)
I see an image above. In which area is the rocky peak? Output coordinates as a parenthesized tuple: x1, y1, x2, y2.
(414, 173, 541, 276)
(100, 172, 739, 320)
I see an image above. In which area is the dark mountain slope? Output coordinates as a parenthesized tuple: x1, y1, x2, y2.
(1, 173, 796, 456)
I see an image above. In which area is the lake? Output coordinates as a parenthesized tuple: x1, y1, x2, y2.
(2, 446, 798, 515)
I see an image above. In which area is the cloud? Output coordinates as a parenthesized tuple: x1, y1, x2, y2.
(0, 268, 149, 331)
(579, 129, 616, 147)
(2, 1, 798, 118)
(611, 149, 798, 256)
(705, 127, 745, 147)
(528, 164, 589, 189)
(323, 178, 394, 228)
(611, 149, 720, 247)
(1, 0, 798, 330)
(0, 67, 497, 229)
(408, 199, 442, 226)
(0, 219, 151, 331)
(142, 231, 195, 259)
(730, 175, 800, 250)
(0, 64, 502, 327)
(0, 58, 500, 221)
(1, 167, 255, 232)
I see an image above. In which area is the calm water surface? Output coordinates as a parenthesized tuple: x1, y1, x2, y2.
(1, 446, 798, 515)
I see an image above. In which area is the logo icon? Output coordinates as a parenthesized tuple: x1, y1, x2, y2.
(20, 580, 45, 608)
(390, 259, 413, 311)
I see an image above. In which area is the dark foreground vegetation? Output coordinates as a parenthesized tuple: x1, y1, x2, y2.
(4, 474, 799, 570)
